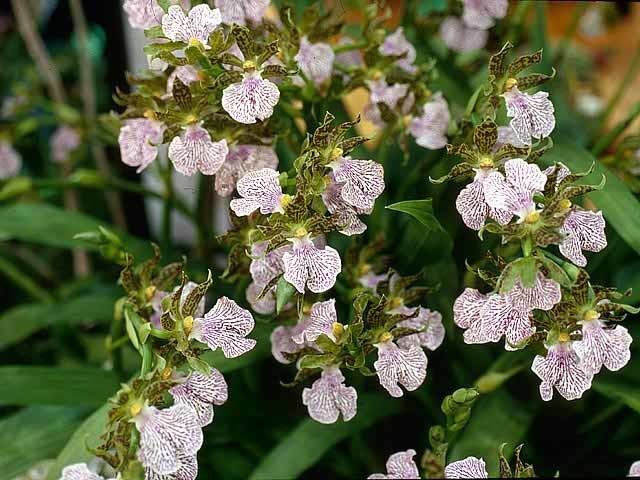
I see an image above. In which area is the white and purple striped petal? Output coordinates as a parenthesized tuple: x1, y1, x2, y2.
(168, 125, 228, 176)
(0, 141, 21, 179)
(246, 281, 276, 315)
(169, 369, 228, 427)
(379, 28, 417, 74)
(229, 168, 285, 216)
(282, 235, 341, 294)
(444, 456, 489, 478)
(502, 87, 555, 145)
(162, 4, 222, 47)
(249, 241, 288, 287)
(190, 296, 256, 358)
(215, 0, 270, 25)
(395, 306, 445, 351)
(215, 144, 278, 197)
(574, 317, 632, 375)
(329, 156, 385, 211)
(531, 341, 594, 401)
(294, 36, 335, 88)
(123, 0, 164, 29)
(506, 273, 561, 312)
(374, 340, 427, 398)
(119, 118, 165, 173)
(292, 299, 337, 344)
(368, 449, 420, 479)
(61, 463, 104, 480)
(439, 17, 488, 53)
(166, 65, 200, 97)
(408, 93, 450, 150)
(559, 208, 607, 267)
(222, 71, 280, 124)
(302, 366, 357, 424)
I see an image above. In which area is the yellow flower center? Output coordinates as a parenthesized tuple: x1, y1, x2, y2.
(559, 199, 572, 210)
(188, 38, 201, 48)
(402, 115, 412, 128)
(144, 285, 157, 301)
(183, 315, 194, 335)
(525, 211, 541, 224)
(185, 113, 198, 124)
(329, 147, 343, 162)
(359, 263, 372, 276)
(302, 304, 312, 315)
(143, 110, 156, 120)
(371, 70, 383, 80)
(583, 309, 600, 321)
(332, 322, 345, 338)
(504, 77, 518, 91)
(378, 331, 393, 343)
(389, 297, 403, 309)
(294, 226, 308, 237)
(478, 155, 494, 169)
(558, 332, 571, 343)
(242, 60, 256, 71)
(161, 367, 173, 380)
(280, 194, 292, 209)
(129, 401, 143, 417)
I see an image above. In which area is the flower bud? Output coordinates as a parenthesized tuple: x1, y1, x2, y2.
(145, 285, 157, 301)
(504, 77, 518, 91)
(161, 367, 173, 380)
(183, 315, 194, 335)
(332, 322, 345, 339)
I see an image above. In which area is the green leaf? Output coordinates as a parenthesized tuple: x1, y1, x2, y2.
(0, 292, 119, 350)
(543, 143, 640, 256)
(0, 406, 85, 479)
(417, 0, 446, 16)
(45, 404, 110, 480)
(593, 374, 640, 413)
(0, 203, 149, 258)
(276, 276, 296, 314)
(386, 199, 445, 235)
(201, 323, 271, 373)
(0, 367, 119, 406)
(448, 390, 534, 477)
(248, 393, 402, 480)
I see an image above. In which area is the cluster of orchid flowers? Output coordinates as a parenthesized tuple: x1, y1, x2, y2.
(442, 43, 636, 402)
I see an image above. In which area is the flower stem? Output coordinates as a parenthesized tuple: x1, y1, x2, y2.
(160, 161, 174, 253)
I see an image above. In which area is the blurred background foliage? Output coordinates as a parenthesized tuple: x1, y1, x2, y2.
(0, 0, 640, 479)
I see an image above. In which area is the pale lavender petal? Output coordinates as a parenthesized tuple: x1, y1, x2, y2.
(379, 28, 417, 73)
(51, 125, 81, 164)
(507, 273, 561, 312)
(246, 281, 276, 315)
(168, 125, 228, 176)
(366, 79, 410, 109)
(531, 342, 593, 401)
(166, 65, 199, 97)
(215, 144, 278, 197)
(215, 0, 270, 25)
(135, 405, 203, 476)
(495, 125, 527, 150)
(123, 0, 164, 29)
(292, 299, 337, 344)
(294, 36, 335, 87)
(359, 272, 387, 290)
(230, 167, 284, 216)
(302, 366, 357, 424)
(480, 294, 535, 346)
(330, 156, 385, 211)
(374, 340, 427, 397)
(162, 4, 222, 46)
(453, 288, 488, 329)
(396, 307, 445, 351)
(439, 17, 488, 53)
(629, 461, 640, 477)
(368, 449, 420, 479)
(574, 320, 632, 375)
(282, 235, 341, 294)
(502, 87, 555, 145)
(504, 158, 547, 199)
(444, 456, 489, 478)
(249, 241, 288, 287)
(322, 174, 369, 236)
(61, 463, 103, 480)
(462, 0, 508, 29)
(169, 369, 228, 426)
(222, 72, 280, 124)
(456, 180, 489, 230)
(270, 324, 303, 364)
(119, 118, 165, 173)
(560, 209, 607, 267)
(190, 296, 256, 358)
(145, 453, 198, 480)
(409, 92, 450, 149)
(0, 141, 21, 179)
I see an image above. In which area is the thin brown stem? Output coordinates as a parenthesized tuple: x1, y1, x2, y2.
(11, 0, 91, 277)
(69, 0, 127, 230)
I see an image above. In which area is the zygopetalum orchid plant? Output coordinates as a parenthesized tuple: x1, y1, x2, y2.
(2, 0, 637, 479)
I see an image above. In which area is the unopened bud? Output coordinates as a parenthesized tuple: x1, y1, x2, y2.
(161, 367, 173, 380)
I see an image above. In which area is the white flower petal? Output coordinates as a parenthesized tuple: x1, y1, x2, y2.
(506, 272, 561, 312)
(166, 65, 199, 97)
(246, 281, 276, 315)
(560, 209, 607, 267)
(629, 461, 640, 477)
(531, 342, 593, 401)
(379, 28, 417, 73)
(136, 405, 203, 476)
(0, 140, 22, 179)
(282, 235, 342, 293)
(456, 181, 489, 230)
(439, 17, 488, 53)
(162, 4, 222, 46)
(119, 118, 165, 173)
(168, 126, 228, 176)
(123, 0, 164, 29)
(453, 288, 488, 330)
(61, 463, 103, 480)
(330, 156, 385, 210)
(270, 324, 305, 364)
(169, 370, 228, 427)
(302, 366, 357, 424)
(190, 296, 256, 358)
(502, 87, 555, 145)
(215, 144, 278, 197)
(222, 72, 280, 124)
(480, 294, 535, 346)
(374, 340, 427, 397)
(230, 168, 284, 216)
(294, 36, 335, 87)
(292, 299, 337, 344)
(396, 307, 445, 351)
(368, 449, 420, 479)
(51, 125, 81, 164)
(215, 0, 270, 25)
(574, 320, 632, 375)
(409, 93, 450, 150)
(462, 0, 508, 29)
(444, 456, 489, 478)
(145, 453, 198, 480)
